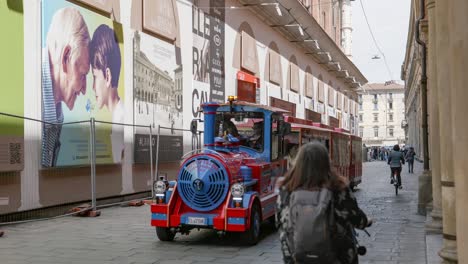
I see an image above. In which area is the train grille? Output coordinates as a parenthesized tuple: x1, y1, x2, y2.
(178, 156, 229, 212)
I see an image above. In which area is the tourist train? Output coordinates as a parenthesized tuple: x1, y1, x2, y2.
(150, 97, 362, 244)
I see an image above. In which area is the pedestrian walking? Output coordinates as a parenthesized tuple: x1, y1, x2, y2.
(276, 142, 371, 264)
(388, 144, 405, 189)
(405, 147, 416, 173)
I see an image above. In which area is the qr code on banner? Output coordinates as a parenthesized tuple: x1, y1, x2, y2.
(9, 143, 21, 165)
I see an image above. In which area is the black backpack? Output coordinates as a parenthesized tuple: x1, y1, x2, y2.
(278, 188, 337, 263)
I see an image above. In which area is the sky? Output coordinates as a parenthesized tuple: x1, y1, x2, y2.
(352, 0, 411, 84)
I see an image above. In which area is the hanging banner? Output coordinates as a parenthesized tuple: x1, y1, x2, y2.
(209, 0, 225, 103)
(192, 0, 225, 118)
(41, 0, 125, 167)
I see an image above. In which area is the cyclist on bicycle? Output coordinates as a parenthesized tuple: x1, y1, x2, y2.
(388, 144, 405, 189)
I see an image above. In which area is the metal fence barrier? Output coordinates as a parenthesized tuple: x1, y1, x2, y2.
(0, 112, 154, 220)
(0, 111, 208, 224)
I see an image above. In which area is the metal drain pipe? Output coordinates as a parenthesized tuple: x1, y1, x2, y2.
(415, 0, 429, 170)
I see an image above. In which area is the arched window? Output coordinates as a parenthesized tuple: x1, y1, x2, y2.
(304, 66, 313, 98)
(264, 42, 282, 86)
(288, 55, 300, 93)
(328, 81, 335, 106)
(233, 22, 259, 75)
(337, 90, 343, 110)
(318, 75, 324, 103)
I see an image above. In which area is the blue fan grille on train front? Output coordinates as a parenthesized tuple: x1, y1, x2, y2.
(178, 156, 230, 212)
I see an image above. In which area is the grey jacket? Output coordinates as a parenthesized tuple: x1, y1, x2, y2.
(388, 151, 405, 168)
(405, 150, 416, 161)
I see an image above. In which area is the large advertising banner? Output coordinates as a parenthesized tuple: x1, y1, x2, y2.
(192, 0, 225, 118)
(0, 1, 24, 172)
(41, 0, 124, 167)
(133, 30, 183, 163)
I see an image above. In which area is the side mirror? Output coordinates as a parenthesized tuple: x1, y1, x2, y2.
(190, 119, 198, 134)
(279, 121, 291, 136)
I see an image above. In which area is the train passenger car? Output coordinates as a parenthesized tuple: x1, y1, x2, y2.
(334, 128, 363, 190)
(150, 99, 291, 244)
(329, 129, 350, 182)
(349, 135, 363, 189)
(283, 116, 332, 168)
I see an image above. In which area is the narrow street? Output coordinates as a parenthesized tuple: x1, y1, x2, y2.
(0, 161, 428, 264)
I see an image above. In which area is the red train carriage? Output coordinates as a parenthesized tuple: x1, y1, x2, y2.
(283, 116, 332, 167)
(349, 135, 363, 190)
(284, 119, 363, 190)
(330, 129, 351, 182)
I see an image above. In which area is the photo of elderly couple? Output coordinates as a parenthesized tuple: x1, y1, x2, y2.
(41, 1, 124, 167)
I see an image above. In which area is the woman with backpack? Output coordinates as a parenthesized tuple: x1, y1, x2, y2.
(276, 142, 371, 264)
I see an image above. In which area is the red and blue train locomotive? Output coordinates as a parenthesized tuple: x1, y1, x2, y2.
(150, 98, 362, 244)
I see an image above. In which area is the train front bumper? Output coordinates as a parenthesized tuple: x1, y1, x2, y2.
(150, 203, 249, 232)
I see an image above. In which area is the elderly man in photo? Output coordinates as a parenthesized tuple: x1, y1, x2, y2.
(42, 7, 90, 167)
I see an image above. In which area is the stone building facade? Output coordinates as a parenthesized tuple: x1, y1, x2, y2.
(357, 83, 406, 147)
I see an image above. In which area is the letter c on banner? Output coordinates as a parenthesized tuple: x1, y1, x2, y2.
(192, 89, 199, 118)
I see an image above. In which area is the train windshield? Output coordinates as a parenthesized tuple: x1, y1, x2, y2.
(214, 112, 264, 152)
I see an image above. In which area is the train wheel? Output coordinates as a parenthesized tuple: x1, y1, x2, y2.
(155, 227, 175, 241)
(242, 203, 261, 245)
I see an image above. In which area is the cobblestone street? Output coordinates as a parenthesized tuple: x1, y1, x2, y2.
(0, 161, 428, 264)
(355, 161, 428, 264)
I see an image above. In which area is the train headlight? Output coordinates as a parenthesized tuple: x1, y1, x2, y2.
(154, 181, 167, 195)
(231, 183, 245, 198)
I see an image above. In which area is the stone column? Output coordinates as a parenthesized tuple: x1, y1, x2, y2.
(435, 0, 457, 262)
(425, 0, 442, 233)
(449, 0, 468, 263)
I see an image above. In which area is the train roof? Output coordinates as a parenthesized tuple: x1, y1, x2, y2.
(334, 128, 351, 134)
(210, 101, 291, 114)
(285, 116, 333, 133)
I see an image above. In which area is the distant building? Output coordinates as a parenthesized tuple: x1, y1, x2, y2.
(357, 82, 405, 147)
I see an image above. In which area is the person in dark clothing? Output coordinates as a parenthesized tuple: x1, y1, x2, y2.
(249, 121, 264, 151)
(277, 142, 371, 264)
(405, 147, 416, 173)
(388, 144, 405, 188)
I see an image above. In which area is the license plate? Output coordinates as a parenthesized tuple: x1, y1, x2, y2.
(187, 217, 206, 226)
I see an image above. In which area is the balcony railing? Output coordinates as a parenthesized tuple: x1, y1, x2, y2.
(372, 98, 378, 104)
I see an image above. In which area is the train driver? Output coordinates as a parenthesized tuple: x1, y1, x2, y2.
(249, 121, 264, 151)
